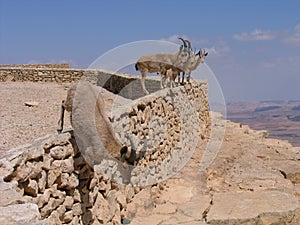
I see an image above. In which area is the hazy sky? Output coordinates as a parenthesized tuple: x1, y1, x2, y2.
(1, 0, 300, 101)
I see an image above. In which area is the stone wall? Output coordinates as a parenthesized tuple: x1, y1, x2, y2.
(0, 66, 162, 99)
(0, 81, 210, 224)
(0, 67, 93, 83)
(0, 64, 70, 69)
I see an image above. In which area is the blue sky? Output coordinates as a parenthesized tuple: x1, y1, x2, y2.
(1, 0, 300, 101)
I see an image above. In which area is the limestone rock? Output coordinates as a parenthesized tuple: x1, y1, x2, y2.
(43, 133, 71, 150)
(0, 177, 23, 206)
(25, 101, 39, 107)
(177, 196, 211, 221)
(51, 157, 74, 174)
(207, 190, 300, 224)
(24, 179, 38, 197)
(42, 154, 53, 171)
(153, 202, 177, 215)
(0, 158, 14, 178)
(56, 205, 66, 220)
(47, 169, 60, 187)
(48, 211, 62, 225)
(63, 210, 73, 223)
(92, 193, 110, 224)
(125, 202, 137, 219)
(0, 203, 41, 224)
(72, 189, 81, 203)
(36, 189, 51, 208)
(38, 170, 47, 192)
(50, 146, 72, 160)
(124, 185, 135, 202)
(58, 173, 79, 190)
(116, 191, 127, 209)
(72, 202, 82, 216)
(63, 196, 74, 210)
(272, 160, 300, 184)
(67, 216, 80, 225)
(40, 197, 63, 218)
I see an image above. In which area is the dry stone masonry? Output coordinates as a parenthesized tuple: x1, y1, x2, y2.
(0, 72, 210, 224)
(106, 81, 210, 186)
(0, 133, 147, 224)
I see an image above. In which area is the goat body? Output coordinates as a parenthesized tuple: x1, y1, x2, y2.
(57, 81, 129, 161)
(135, 48, 189, 94)
(179, 49, 208, 84)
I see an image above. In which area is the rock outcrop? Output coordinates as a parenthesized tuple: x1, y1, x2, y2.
(131, 115, 300, 224)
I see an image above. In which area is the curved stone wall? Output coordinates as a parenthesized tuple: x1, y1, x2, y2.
(0, 79, 210, 224)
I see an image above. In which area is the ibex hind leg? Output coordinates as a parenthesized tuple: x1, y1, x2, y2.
(161, 75, 168, 89)
(141, 72, 149, 95)
(57, 100, 65, 134)
(181, 72, 185, 85)
(177, 73, 180, 85)
(186, 73, 191, 84)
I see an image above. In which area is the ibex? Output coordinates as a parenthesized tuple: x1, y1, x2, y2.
(178, 40, 208, 84)
(159, 39, 209, 87)
(135, 38, 191, 94)
(57, 82, 135, 165)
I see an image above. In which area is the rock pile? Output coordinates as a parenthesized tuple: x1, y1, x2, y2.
(0, 133, 158, 224)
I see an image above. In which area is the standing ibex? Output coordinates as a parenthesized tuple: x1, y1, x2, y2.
(178, 40, 208, 84)
(135, 38, 191, 94)
(160, 40, 209, 87)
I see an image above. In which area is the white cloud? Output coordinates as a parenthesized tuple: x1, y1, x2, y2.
(283, 23, 300, 46)
(233, 29, 276, 41)
(204, 40, 231, 57)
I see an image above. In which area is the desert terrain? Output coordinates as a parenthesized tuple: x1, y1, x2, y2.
(227, 100, 300, 147)
(0, 81, 300, 224)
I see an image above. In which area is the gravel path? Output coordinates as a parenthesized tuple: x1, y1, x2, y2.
(0, 82, 72, 156)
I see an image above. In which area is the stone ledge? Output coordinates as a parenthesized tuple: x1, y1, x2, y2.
(207, 190, 300, 224)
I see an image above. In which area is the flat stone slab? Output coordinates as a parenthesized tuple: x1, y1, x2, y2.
(207, 190, 300, 224)
(0, 177, 23, 207)
(0, 203, 41, 224)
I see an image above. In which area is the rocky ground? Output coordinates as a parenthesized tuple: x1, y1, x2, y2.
(0, 82, 71, 156)
(0, 82, 130, 157)
(131, 116, 300, 224)
(0, 82, 300, 224)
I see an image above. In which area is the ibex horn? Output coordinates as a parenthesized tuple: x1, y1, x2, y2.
(185, 39, 191, 50)
(178, 38, 187, 48)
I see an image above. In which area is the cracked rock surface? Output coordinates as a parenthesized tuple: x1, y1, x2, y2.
(131, 113, 300, 224)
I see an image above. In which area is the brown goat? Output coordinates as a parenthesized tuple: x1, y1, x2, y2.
(57, 81, 134, 163)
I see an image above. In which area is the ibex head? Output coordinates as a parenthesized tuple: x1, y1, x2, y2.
(177, 38, 190, 68)
(196, 48, 208, 63)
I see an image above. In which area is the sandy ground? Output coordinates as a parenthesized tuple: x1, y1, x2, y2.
(0, 82, 132, 157)
(0, 82, 72, 157)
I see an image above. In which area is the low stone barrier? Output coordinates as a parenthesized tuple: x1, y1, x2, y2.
(0, 80, 210, 224)
(0, 66, 162, 99)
